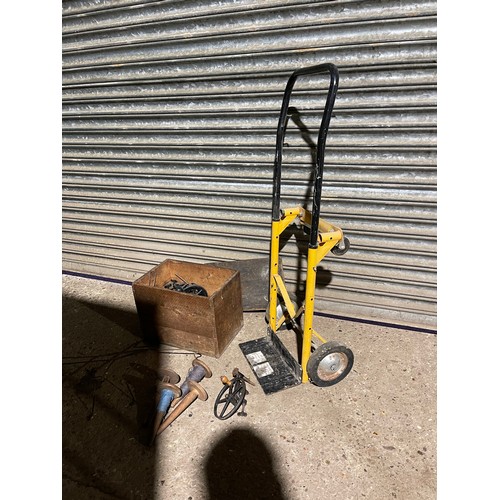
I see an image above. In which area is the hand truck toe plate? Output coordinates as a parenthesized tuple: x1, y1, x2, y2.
(239, 329, 302, 395)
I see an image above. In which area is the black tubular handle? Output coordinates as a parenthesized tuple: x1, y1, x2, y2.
(271, 63, 339, 248)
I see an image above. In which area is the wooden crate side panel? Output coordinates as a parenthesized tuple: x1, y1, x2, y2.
(133, 284, 217, 353)
(212, 273, 244, 356)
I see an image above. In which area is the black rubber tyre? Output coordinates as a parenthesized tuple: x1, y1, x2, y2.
(332, 237, 350, 256)
(306, 341, 354, 387)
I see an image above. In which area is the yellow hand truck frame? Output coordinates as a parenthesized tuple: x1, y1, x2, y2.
(240, 63, 354, 394)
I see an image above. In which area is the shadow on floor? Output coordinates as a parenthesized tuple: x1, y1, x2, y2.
(62, 296, 159, 500)
(203, 427, 286, 500)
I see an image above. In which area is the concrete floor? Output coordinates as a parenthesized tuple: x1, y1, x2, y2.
(62, 274, 436, 500)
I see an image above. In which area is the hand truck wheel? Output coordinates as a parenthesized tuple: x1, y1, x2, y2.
(306, 341, 354, 387)
(332, 237, 350, 256)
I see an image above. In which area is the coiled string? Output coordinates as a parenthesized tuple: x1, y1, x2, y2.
(179, 364, 207, 397)
(157, 387, 176, 413)
(150, 383, 180, 445)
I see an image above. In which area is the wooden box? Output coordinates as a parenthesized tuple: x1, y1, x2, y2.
(132, 259, 243, 358)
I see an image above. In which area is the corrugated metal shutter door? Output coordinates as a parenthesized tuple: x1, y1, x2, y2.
(62, 0, 437, 329)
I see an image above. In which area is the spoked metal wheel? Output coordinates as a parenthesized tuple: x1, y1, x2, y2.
(306, 341, 354, 387)
(213, 378, 247, 420)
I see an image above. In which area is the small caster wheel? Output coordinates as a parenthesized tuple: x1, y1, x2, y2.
(265, 293, 301, 330)
(332, 237, 350, 256)
(306, 341, 354, 387)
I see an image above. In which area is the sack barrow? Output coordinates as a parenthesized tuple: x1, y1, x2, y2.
(239, 63, 354, 394)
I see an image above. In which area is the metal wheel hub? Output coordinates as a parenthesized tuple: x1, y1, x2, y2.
(317, 352, 349, 381)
